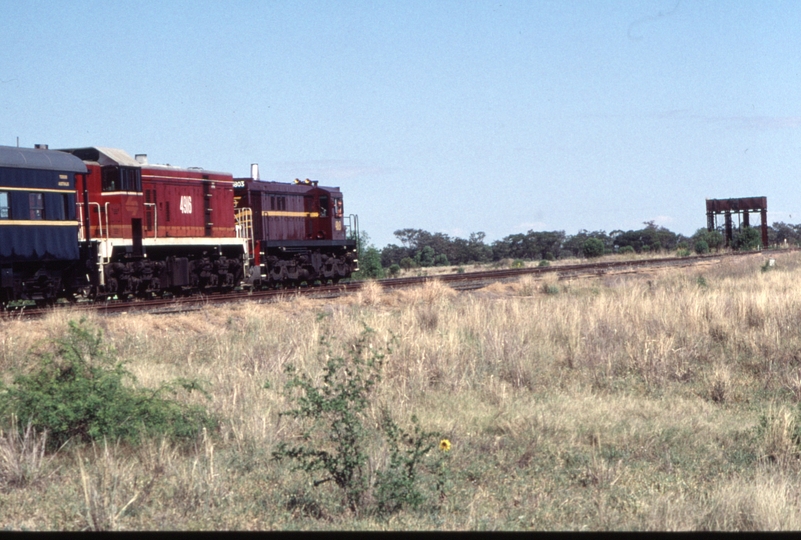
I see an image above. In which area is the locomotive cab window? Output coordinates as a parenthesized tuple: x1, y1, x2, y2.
(29, 193, 44, 220)
(0, 192, 8, 219)
(101, 166, 142, 192)
(318, 195, 328, 217)
(334, 198, 343, 218)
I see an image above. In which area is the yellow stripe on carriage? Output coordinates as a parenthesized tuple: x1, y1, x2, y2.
(0, 220, 80, 226)
(261, 211, 320, 218)
(0, 186, 74, 194)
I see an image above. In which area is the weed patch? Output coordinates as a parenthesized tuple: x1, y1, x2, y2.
(0, 319, 216, 448)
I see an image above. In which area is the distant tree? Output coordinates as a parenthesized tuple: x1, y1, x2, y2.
(582, 238, 605, 258)
(691, 228, 724, 252)
(563, 230, 611, 257)
(380, 244, 410, 267)
(399, 257, 416, 270)
(352, 231, 385, 279)
(694, 240, 709, 254)
(612, 224, 682, 253)
(492, 230, 565, 260)
(732, 226, 761, 251)
(389, 228, 492, 265)
(770, 222, 801, 247)
(416, 245, 436, 267)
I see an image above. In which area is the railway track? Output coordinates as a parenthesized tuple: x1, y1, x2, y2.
(1, 249, 781, 319)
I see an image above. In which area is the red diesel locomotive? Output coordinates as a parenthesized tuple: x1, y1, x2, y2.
(0, 144, 358, 305)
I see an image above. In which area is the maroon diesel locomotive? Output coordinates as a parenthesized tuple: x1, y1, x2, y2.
(233, 167, 358, 287)
(0, 144, 359, 306)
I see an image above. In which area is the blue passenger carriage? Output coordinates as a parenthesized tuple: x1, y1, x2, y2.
(0, 145, 87, 304)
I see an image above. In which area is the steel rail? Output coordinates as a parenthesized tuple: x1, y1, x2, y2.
(1, 248, 784, 319)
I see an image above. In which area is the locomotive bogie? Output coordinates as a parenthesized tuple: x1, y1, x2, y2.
(249, 243, 358, 287)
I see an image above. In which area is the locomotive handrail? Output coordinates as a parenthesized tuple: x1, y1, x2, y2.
(76, 202, 104, 240)
(104, 202, 110, 241)
(77, 203, 84, 241)
(347, 213, 359, 250)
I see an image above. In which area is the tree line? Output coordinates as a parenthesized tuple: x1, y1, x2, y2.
(353, 221, 800, 279)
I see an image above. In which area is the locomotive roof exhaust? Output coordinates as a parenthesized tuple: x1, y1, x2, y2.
(251, 163, 259, 180)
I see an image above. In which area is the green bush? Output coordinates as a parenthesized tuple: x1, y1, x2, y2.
(0, 319, 215, 448)
(619, 246, 635, 255)
(353, 246, 385, 279)
(733, 226, 762, 251)
(433, 253, 450, 267)
(542, 284, 559, 295)
(694, 240, 710, 254)
(273, 327, 447, 514)
(582, 238, 604, 258)
(416, 246, 436, 267)
(399, 257, 417, 270)
(538, 259, 550, 267)
(511, 259, 525, 268)
(388, 264, 401, 277)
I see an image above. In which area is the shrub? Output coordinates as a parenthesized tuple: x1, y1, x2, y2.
(582, 238, 604, 258)
(694, 240, 710, 254)
(417, 246, 436, 267)
(511, 259, 525, 269)
(374, 413, 439, 514)
(538, 259, 550, 267)
(733, 226, 762, 251)
(388, 264, 401, 277)
(542, 283, 559, 295)
(619, 246, 635, 255)
(353, 246, 385, 279)
(433, 253, 449, 267)
(399, 257, 417, 270)
(0, 319, 216, 448)
(273, 327, 446, 513)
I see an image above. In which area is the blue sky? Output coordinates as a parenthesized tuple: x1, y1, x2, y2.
(2, 1, 799, 247)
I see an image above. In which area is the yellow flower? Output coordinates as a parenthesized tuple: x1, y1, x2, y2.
(439, 439, 451, 452)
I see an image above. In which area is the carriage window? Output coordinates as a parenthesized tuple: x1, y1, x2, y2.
(0, 192, 8, 219)
(29, 193, 44, 220)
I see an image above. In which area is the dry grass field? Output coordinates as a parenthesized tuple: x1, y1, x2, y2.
(2, 250, 801, 530)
